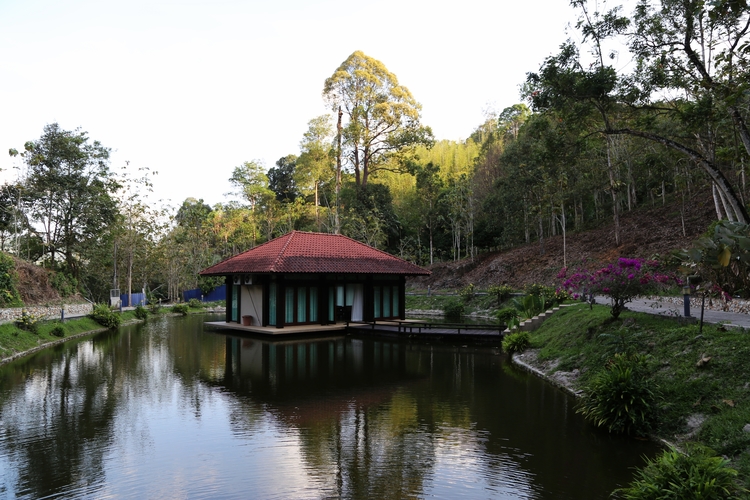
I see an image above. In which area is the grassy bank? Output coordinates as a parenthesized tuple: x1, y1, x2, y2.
(525, 303, 750, 492)
(0, 303, 219, 364)
(0, 311, 137, 363)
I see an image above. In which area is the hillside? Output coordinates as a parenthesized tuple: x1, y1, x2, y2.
(12, 256, 65, 305)
(408, 191, 717, 291)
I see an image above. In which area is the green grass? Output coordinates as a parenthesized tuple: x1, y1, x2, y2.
(0, 310, 143, 362)
(528, 303, 750, 490)
(406, 289, 519, 317)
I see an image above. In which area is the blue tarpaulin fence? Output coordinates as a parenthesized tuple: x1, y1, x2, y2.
(182, 284, 226, 303)
(120, 293, 147, 307)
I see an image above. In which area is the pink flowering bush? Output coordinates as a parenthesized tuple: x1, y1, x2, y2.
(559, 258, 680, 319)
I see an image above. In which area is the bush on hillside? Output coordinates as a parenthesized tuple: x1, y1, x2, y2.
(15, 310, 41, 334)
(0, 253, 23, 307)
(488, 284, 514, 304)
(134, 305, 149, 320)
(51, 324, 66, 338)
(172, 304, 189, 316)
(443, 299, 464, 320)
(51, 272, 78, 298)
(614, 444, 745, 499)
(577, 353, 658, 437)
(502, 331, 530, 354)
(90, 303, 121, 329)
(496, 307, 519, 325)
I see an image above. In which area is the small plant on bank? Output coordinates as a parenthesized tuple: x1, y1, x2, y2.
(188, 298, 203, 309)
(90, 303, 122, 329)
(50, 324, 66, 338)
(488, 284, 514, 305)
(577, 353, 658, 437)
(502, 331, 530, 354)
(513, 293, 546, 320)
(459, 283, 476, 302)
(614, 444, 745, 499)
(172, 304, 189, 316)
(134, 305, 149, 320)
(496, 307, 519, 326)
(15, 310, 41, 334)
(443, 299, 464, 320)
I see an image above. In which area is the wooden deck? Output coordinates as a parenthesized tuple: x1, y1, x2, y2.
(346, 320, 506, 340)
(204, 321, 347, 336)
(205, 319, 505, 340)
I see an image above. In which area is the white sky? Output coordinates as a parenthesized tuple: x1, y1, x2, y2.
(0, 0, 578, 209)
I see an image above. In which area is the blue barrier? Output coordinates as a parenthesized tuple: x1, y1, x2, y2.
(120, 293, 147, 307)
(183, 284, 226, 303)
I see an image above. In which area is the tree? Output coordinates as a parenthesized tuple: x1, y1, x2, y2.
(229, 160, 274, 212)
(10, 123, 119, 277)
(323, 51, 434, 187)
(113, 162, 164, 308)
(525, 0, 750, 223)
(296, 115, 335, 230)
(268, 155, 299, 203)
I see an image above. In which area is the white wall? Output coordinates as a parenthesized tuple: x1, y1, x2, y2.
(241, 285, 263, 325)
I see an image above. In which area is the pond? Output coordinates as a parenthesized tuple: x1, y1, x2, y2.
(0, 314, 660, 499)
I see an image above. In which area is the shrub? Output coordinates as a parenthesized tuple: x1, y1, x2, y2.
(0, 253, 22, 307)
(188, 298, 203, 309)
(172, 303, 189, 316)
(443, 299, 464, 320)
(577, 354, 658, 437)
(90, 303, 122, 329)
(134, 305, 149, 320)
(488, 284, 513, 304)
(51, 272, 78, 298)
(512, 294, 546, 320)
(614, 444, 745, 499)
(496, 307, 519, 325)
(560, 258, 679, 319)
(525, 283, 556, 299)
(15, 310, 41, 334)
(50, 324, 66, 338)
(458, 283, 476, 302)
(502, 331, 530, 354)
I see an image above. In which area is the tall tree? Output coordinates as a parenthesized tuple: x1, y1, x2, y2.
(267, 155, 299, 203)
(296, 115, 335, 230)
(10, 123, 119, 277)
(323, 51, 434, 187)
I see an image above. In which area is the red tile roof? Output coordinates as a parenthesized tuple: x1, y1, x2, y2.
(200, 231, 430, 276)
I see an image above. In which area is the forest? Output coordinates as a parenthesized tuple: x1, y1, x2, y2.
(2, 0, 749, 304)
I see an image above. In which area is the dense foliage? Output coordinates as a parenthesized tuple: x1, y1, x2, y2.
(577, 353, 658, 436)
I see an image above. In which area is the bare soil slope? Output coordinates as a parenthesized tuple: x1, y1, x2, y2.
(409, 192, 716, 291)
(12, 256, 64, 305)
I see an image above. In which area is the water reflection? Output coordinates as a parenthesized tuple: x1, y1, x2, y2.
(0, 316, 660, 499)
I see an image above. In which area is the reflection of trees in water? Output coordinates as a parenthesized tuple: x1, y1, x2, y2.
(0, 328, 133, 497)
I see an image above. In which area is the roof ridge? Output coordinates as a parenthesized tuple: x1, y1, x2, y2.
(271, 230, 297, 271)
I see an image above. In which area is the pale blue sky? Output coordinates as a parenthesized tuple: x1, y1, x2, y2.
(1, 0, 579, 208)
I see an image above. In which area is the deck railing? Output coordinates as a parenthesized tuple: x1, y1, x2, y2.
(347, 320, 506, 336)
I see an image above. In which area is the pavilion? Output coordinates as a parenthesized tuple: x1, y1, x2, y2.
(199, 231, 430, 328)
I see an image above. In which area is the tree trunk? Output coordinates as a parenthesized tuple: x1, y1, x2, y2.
(335, 107, 343, 234)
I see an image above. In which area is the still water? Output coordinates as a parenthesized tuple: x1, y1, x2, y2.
(0, 314, 660, 499)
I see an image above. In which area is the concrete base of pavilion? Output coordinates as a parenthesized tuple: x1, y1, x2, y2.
(204, 321, 349, 336)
